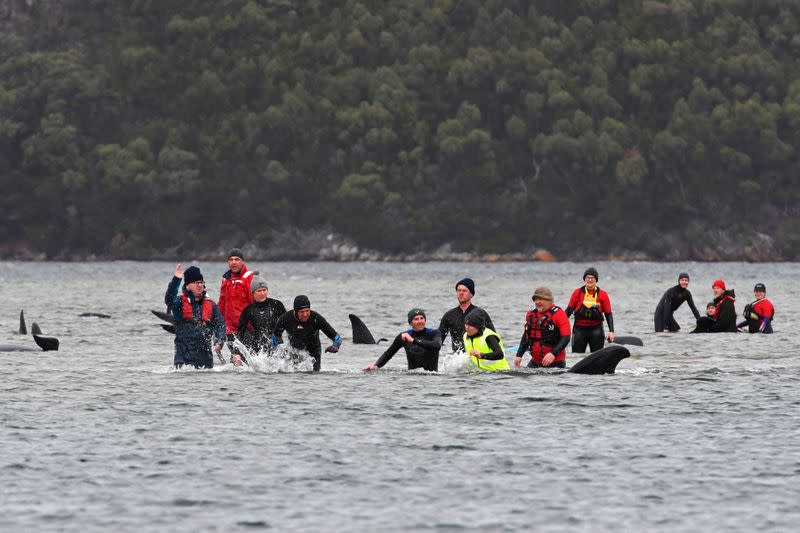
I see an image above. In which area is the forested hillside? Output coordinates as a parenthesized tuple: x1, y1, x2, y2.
(2, 0, 799, 259)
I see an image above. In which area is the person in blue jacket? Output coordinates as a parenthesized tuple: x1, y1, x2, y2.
(165, 264, 226, 368)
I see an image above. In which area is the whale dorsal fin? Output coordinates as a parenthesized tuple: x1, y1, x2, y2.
(349, 314, 377, 344)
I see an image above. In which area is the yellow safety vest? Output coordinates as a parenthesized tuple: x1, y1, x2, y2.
(463, 328, 511, 371)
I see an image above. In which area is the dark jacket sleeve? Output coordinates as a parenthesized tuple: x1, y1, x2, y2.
(481, 335, 505, 360)
(315, 313, 339, 341)
(211, 303, 226, 345)
(166, 277, 182, 321)
(375, 334, 405, 368)
(413, 330, 442, 350)
(237, 305, 251, 339)
(437, 313, 450, 344)
(605, 312, 614, 332)
(685, 290, 701, 320)
(273, 313, 287, 341)
(483, 310, 495, 332)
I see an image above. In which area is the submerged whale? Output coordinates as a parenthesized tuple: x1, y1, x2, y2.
(611, 336, 644, 347)
(79, 312, 111, 319)
(568, 345, 630, 374)
(349, 314, 387, 344)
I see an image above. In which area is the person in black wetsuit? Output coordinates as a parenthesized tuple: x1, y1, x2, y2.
(654, 272, 701, 332)
(692, 303, 718, 333)
(237, 276, 286, 355)
(273, 295, 342, 371)
(363, 308, 442, 372)
(438, 277, 495, 352)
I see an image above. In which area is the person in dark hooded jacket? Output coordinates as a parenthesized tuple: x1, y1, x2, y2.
(165, 264, 226, 368)
(708, 279, 737, 332)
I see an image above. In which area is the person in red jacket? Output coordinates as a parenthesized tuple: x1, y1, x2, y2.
(565, 267, 615, 353)
(739, 283, 774, 333)
(514, 287, 571, 368)
(218, 248, 254, 363)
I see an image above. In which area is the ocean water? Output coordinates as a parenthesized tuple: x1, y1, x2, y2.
(1, 261, 798, 532)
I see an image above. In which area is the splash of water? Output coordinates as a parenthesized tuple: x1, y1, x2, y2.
(437, 350, 472, 373)
(231, 338, 316, 373)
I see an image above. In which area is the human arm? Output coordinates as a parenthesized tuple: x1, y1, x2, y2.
(272, 314, 286, 346)
(316, 313, 342, 353)
(165, 274, 182, 321)
(409, 330, 442, 351)
(437, 314, 450, 345)
(211, 303, 226, 351)
(483, 311, 495, 332)
(368, 335, 405, 369)
(237, 306, 251, 339)
(685, 290, 701, 321)
(478, 335, 505, 360)
(564, 288, 579, 318)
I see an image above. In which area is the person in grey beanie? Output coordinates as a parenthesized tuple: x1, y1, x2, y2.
(236, 276, 286, 355)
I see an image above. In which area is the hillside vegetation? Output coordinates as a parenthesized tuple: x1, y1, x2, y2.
(2, 0, 799, 259)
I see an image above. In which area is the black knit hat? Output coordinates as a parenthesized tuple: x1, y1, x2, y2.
(464, 310, 485, 330)
(227, 248, 244, 260)
(679, 272, 690, 281)
(753, 283, 766, 293)
(583, 267, 599, 281)
(407, 308, 426, 323)
(293, 295, 311, 312)
(183, 266, 204, 285)
(455, 277, 475, 295)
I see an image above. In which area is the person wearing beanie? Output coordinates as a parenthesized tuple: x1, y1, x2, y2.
(218, 247, 255, 362)
(515, 287, 571, 368)
(565, 267, 615, 352)
(462, 310, 510, 371)
(164, 263, 225, 369)
(706, 279, 737, 332)
(438, 277, 495, 352)
(273, 295, 342, 371)
(236, 276, 287, 354)
(363, 308, 443, 372)
(653, 272, 701, 332)
(738, 283, 774, 334)
(692, 302, 719, 333)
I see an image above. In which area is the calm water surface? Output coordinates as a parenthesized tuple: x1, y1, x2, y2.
(1, 261, 798, 532)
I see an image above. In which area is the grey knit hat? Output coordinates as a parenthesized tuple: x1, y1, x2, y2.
(250, 276, 268, 293)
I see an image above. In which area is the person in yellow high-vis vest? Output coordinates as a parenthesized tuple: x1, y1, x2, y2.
(462, 311, 510, 371)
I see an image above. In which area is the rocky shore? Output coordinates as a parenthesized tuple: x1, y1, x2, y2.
(0, 228, 791, 262)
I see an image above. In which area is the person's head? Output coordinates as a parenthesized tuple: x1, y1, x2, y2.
(706, 303, 716, 317)
(464, 310, 485, 337)
(678, 272, 690, 289)
(227, 248, 244, 274)
(183, 266, 205, 298)
(251, 276, 268, 303)
(712, 279, 726, 297)
(583, 267, 599, 288)
(293, 295, 311, 322)
(407, 308, 426, 332)
(754, 283, 766, 299)
(532, 287, 554, 313)
(455, 278, 475, 305)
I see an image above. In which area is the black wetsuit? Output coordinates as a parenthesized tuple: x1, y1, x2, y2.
(273, 310, 339, 371)
(374, 328, 442, 371)
(237, 298, 286, 354)
(654, 285, 701, 332)
(438, 305, 495, 352)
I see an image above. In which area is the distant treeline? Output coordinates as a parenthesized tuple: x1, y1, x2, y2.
(1, 0, 799, 258)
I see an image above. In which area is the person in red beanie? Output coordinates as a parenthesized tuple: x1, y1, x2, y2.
(708, 279, 737, 332)
(219, 248, 255, 363)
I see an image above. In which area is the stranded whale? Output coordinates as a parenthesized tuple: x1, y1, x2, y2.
(349, 314, 388, 344)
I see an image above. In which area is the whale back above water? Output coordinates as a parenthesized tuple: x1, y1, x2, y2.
(568, 345, 630, 375)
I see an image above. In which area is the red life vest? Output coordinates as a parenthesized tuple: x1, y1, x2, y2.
(526, 306, 561, 355)
(181, 293, 213, 324)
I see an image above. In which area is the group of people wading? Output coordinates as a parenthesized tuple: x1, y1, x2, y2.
(654, 273, 775, 335)
(165, 251, 776, 371)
